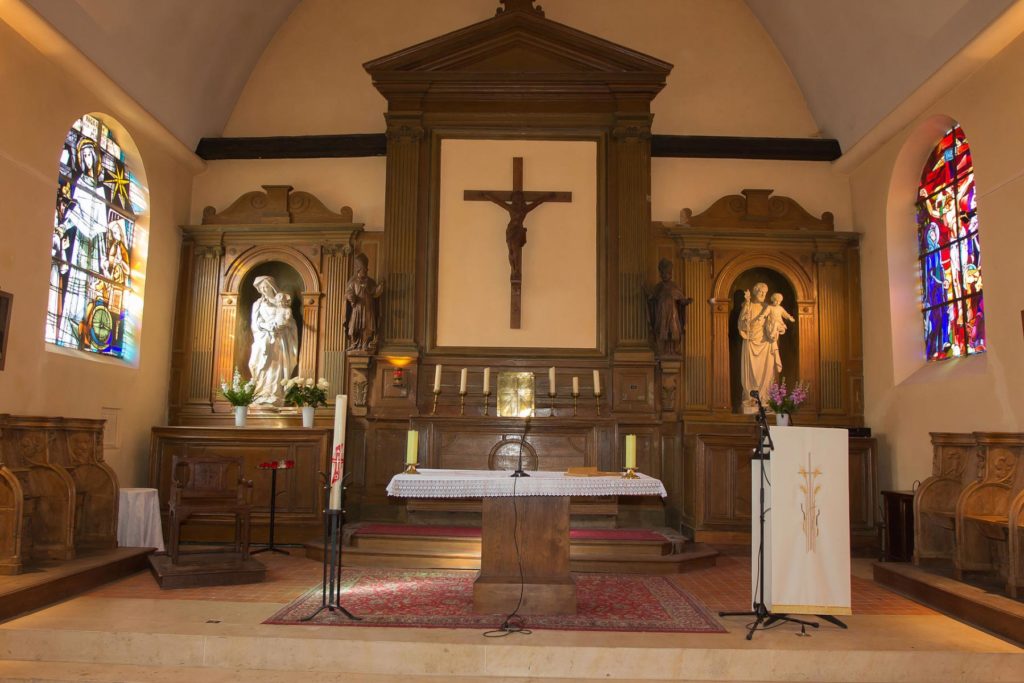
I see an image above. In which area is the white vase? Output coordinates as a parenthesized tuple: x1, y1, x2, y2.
(775, 413, 791, 426)
(301, 405, 315, 428)
(234, 405, 248, 427)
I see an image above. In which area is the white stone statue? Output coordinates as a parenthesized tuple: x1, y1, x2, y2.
(248, 275, 299, 406)
(738, 282, 794, 413)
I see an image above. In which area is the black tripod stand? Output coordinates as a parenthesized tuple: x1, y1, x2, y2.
(302, 473, 360, 622)
(719, 390, 819, 640)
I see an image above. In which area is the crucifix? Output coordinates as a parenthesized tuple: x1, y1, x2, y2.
(464, 157, 572, 328)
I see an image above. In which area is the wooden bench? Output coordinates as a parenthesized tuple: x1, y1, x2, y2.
(953, 433, 1024, 595)
(913, 433, 978, 564)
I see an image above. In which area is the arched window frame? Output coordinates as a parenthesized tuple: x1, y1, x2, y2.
(46, 113, 149, 362)
(915, 123, 985, 361)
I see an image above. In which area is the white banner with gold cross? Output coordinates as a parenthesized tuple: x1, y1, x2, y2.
(753, 426, 851, 615)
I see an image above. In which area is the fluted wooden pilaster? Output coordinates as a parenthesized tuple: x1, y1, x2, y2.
(187, 246, 222, 403)
(815, 252, 846, 413)
(380, 116, 424, 355)
(612, 118, 653, 353)
(682, 249, 712, 409)
(322, 243, 353, 406)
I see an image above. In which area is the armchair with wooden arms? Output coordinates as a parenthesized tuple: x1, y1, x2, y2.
(168, 455, 254, 564)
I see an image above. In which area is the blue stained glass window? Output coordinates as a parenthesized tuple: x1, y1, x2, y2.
(916, 124, 985, 361)
(45, 115, 148, 361)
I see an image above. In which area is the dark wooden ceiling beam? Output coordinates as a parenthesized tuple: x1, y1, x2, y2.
(195, 133, 841, 162)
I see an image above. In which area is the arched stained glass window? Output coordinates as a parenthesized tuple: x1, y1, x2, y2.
(46, 114, 148, 361)
(916, 124, 984, 361)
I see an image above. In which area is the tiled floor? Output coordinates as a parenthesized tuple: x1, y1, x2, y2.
(84, 545, 933, 616)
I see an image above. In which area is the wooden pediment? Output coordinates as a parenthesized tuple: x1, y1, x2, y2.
(202, 185, 354, 225)
(680, 189, 834, 231)
(364, 1, 671, 95)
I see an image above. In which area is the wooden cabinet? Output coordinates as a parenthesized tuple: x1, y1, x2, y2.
(683, 428, 877, 549)
(149, 427, 331, 544)
(882, 490, 915, 562)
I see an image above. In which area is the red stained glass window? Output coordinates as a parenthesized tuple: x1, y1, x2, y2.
(917, 124, 985, 361)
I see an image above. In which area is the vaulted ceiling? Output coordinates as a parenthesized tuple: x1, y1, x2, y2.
(23, 0, 1019, 153)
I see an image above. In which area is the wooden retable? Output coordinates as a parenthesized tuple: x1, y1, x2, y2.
(386, 468, 667, 615)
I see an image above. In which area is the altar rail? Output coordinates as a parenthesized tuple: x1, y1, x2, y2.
(0, 415, 117, 574)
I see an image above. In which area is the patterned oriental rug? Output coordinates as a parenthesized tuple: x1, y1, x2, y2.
(264, 567, 726, 633)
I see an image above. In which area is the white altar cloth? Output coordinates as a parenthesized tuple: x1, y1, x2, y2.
(387, 468, 667, 499)
(117, 487, 165, 551)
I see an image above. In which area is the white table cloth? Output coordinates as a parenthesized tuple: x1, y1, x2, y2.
(387, 468, 667, 499)
(117, 487, 165, 551)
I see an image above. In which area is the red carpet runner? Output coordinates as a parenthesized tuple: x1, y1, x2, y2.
(265, 567, 726, 633)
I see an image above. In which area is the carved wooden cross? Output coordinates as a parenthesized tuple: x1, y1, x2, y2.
(464, 157, 572, 328)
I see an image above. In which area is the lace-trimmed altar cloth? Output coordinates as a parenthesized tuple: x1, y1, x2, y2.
(387, 468, 667, 499)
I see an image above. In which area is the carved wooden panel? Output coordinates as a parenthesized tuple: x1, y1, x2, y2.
(149, 427, 330, 544)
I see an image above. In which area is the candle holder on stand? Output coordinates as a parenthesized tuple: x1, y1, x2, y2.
(483, 390, 491, 416)
(622, 466, 639, 479)
(548, 392, 557, 417)
(404, 460, 420, 475)
(459, 390, 467, 416)
(572, 390, 580, 417)
(431, 389, 441, 416)
(595, 390, 603, 417)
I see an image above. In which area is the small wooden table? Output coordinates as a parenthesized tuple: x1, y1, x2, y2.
(387, 469, 667, 615)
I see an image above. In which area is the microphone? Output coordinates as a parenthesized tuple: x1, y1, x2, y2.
(511, 414, 531, 478)
(749, 390, 759, 399)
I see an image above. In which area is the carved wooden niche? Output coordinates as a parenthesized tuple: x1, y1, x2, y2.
(659, 189, 864, 424)
(170, 186, 365, 425)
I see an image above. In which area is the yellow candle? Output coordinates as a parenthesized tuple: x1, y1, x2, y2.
(625, 434, 637, 469)
(406, 430, 418, 465)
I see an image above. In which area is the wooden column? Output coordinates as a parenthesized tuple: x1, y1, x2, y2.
(322, 243, 354, 406)
(213, 293, 237, 393)
(711, 298, 731, 411)
(611, 117, 654, 354)
(380, 115, 424, 357)
(298, 292, 320, 381)
(815, 251, 847, 414)
(682, 248, 713, 410)
(187, 245, 223, 403)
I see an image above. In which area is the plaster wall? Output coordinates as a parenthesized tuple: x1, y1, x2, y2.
(0, 19, 194, 486)
(849, 28, 1024, 490)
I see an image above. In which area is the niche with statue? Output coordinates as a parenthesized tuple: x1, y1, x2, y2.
(168, 185, 368, 424)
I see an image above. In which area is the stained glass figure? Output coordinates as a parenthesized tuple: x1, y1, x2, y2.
(916, 124, 984, 361)
(46, 115, 148, 361)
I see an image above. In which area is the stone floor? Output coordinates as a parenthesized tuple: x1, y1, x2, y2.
(0, 548, 1020, 683)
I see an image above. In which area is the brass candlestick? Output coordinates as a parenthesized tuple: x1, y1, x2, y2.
(404, 461, 420, 475)
(572, 391, 580, 417)
(483, 391, 491, 416)
(595, 390, 603, 416)
(431, 389, 441, 415)
(623, 466, 639, 479)
(548, 392, 556, 416)
(459, 391, 467, 416)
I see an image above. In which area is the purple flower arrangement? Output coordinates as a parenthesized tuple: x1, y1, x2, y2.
(766, 378, 810, 415)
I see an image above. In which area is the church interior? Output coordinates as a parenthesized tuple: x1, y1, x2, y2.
(1, 0, 1023, 680)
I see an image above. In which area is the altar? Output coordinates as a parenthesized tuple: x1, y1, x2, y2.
(387, 469, 667, 615)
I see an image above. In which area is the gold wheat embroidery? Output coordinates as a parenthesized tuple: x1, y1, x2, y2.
(798, 451, 822, 552)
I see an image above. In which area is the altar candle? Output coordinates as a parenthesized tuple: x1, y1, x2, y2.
(625, 434, 637, 470)
(433, 364, 443, 392)
(593, 370, 601, 395)
(406, 430, 418, 465)
(459, 368, 468, 394)
(572, 376, 579, 395)
(329, 394, 348, 510)
(549, 366, 556, 394)
(483, 367, 491, 394)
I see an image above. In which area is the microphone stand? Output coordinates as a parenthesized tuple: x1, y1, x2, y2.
(719, 390, 818, 640)
(511, 415, 531, 477)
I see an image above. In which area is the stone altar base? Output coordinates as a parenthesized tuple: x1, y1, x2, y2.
(148, 552, 266, 589)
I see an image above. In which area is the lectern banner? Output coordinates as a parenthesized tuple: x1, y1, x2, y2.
(766, 426, 851, 615)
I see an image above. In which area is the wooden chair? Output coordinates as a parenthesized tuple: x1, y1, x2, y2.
(913, 433, 978, 564)
(168, 455, 253, 564)
(953, 433, 1024, 585)
(1007, 488, 1024, 598)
